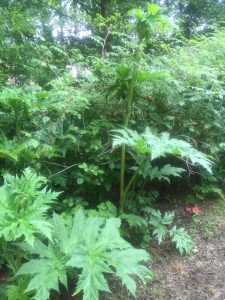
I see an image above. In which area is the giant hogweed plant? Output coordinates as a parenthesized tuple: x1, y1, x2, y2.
(113, 127, 213, 212)
(117, 4, 174, 213)
(114, 4, 212, 214)
(16, 211, 151, 300)
(0, 169, 151, 300)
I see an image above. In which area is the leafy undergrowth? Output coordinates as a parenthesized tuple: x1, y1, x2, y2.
(102, 199, 225, 300)
(0, 199, 224, 300)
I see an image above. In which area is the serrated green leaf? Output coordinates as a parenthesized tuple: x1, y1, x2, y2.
(17, 210, 151, 300)
(0, 168, 58, 244)
(112, 127, 213, 173)
(170, 226, 193, 255)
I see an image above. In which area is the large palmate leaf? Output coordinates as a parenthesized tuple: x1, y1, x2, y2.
(112, 127, 213, 173)
(17, 238, 68, 300)
(136, 160, 186, 182)
(17, 258, 67, 300)
(17, 210, 152, 300)
(0, 87, 33, 113)
(67, 212, 152, 299)
(128, 3, 172, 39)
(0, 135, 42, 163)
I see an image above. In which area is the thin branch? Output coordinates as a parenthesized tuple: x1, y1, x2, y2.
(175, 155, 202, 177)
(46, 158, 120, 179)
(102, 27, 111, 58)
(42, 160, 67, 168)
(48, 163, 80, 178)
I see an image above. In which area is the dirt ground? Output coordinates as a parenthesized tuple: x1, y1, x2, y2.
(105, 200, 225, 300)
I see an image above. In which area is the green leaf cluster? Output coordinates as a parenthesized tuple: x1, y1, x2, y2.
(0, 168, 59, 244)
(113, 127, 213, 173)
(144, 208, 193, 254)
(128, 4, 172, 40)
(17, 210, 152, 300)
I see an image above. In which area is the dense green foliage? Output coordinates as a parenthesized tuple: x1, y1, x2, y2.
(0, 0, 225, 299)
(0, 171, 151, 300)
(0, 168, 58, 244)
(17, 210, 151, 300)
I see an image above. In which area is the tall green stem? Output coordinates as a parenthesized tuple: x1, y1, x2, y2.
(121, 157, 147, 211)
(119, 47, 141, 213)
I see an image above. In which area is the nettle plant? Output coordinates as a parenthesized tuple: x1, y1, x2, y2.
(0, 169, 151, 300)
